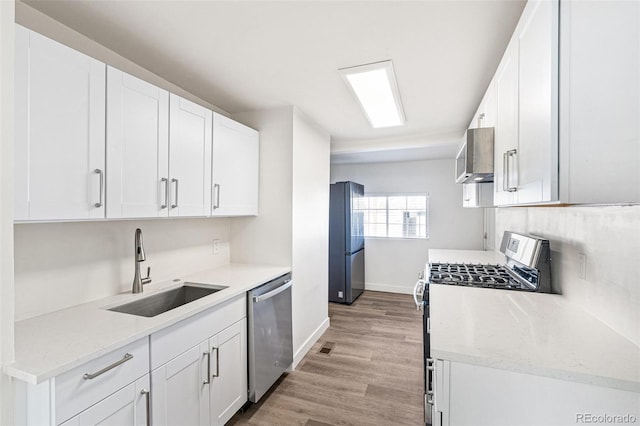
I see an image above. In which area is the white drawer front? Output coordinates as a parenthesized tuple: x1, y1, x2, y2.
(150, 294, 246, 370)
(55, 338, 149, 424)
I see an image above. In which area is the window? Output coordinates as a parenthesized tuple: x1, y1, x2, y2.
(354, 194, 429, 239)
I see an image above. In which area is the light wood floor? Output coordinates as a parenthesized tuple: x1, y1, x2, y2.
(229, 291, 424, 426)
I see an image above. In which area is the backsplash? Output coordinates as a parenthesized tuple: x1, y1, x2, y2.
(494, 205, 640, 346)
(14, 218, 230, 321)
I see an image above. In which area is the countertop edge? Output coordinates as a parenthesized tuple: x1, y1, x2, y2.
(431, 349, 640, 394)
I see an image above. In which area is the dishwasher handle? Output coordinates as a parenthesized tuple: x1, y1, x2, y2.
(252, 280, 292, 303)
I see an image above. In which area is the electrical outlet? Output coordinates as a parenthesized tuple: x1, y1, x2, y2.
(213, 239, 220, 255)
(578, 253, 587, 280)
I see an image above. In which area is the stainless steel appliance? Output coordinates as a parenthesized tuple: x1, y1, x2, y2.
(455, 127, 495, 184)
(329, 181, 365, 304)
(413, 231, 552, 425)
(248, 273, 293, 402)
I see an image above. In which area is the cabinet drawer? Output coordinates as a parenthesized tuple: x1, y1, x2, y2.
(55, 338, 149, 424)
(150, 294, 246, 370)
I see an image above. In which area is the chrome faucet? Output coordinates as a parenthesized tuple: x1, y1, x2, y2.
(132, 228, 152, 293)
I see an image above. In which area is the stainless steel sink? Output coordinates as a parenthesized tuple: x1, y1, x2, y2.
(108, 283, 228, 317)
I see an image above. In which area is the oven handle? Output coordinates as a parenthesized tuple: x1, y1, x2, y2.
(413, 279, 425, 311)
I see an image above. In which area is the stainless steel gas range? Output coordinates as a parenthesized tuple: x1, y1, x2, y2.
(413, 231, 552, 426)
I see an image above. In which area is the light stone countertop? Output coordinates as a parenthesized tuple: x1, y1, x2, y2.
(428, 249, 640, 393)
(6, 263, 291, 385)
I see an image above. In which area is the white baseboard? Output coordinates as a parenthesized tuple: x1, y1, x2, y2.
(365, 282, 413, 295)
(292, 316, 330, 369)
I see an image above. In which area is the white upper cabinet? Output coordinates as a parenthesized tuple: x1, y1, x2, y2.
(492, 0, 558, 207)
(516, 0, 559, 204)
(482, 0, 638, 206)
(14, 26, 260, 222)
(169, 94, 213, 217)
(14, 25, 106, 221)
(106, 67, 169, 218)
(559, 0, 640, 203)
(493, 41, 519, 206)
(211, 113, 260, 216)
(108, 75, 212, 219)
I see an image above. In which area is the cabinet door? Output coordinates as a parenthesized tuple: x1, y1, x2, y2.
(493, 41, 519, 206)
(211, 113, 260, 216)
(151, 342, 210, 426)
(60, 375, 150, 426)
(168, 94, 212, 217)
(462, 183, 478, 208)
(210, 319, 247, 426)
(482, 83, 497, 129)
(560, 0, 640, 203)
(106, 67, 169, 218)
(469, 83, 496, 130)
(517, 0, 559, 204)
(14, 25, 106, 221)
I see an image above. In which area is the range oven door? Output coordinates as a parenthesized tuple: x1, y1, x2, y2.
(424, 304, 433, 426)
(414, 277, 433, 426)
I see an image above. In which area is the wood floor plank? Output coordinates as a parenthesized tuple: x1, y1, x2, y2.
(229, 291, 424, 426)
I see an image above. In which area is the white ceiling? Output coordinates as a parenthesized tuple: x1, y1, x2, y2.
(21, 0, 525, 163)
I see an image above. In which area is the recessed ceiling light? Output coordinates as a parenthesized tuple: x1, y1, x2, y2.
(339, 60, 406, 129)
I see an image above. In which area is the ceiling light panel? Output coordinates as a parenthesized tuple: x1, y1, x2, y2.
(339, 60, 406, 128)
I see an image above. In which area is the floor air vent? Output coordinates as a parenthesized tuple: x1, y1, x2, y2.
(319, 342, 335, 354)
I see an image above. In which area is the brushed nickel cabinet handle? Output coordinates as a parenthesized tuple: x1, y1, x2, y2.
(171, 178, 179, 209)
(212, 347, 219, 378)
(502, 152, 509, 192)
(160, 177, 168, 209)
(213, 183, 220, 210)
(203, 351, 211, 385)
(83, 353, 133, 380)
(506, 149, 518, 192)
(140, 388, 150, 426)
(94, 169, 104, 208)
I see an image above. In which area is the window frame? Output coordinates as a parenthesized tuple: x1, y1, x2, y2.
(355, 193, 430, 240)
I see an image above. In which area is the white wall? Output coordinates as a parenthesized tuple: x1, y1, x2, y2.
(230, 107, 294, 266)
(291, 110, 330, 365)
(331, 159, 485, 293)
(230, 107, 330, 367)
(0, 1, 15, 423)
(14, 219, 230, 320)
(495, 205, 640, 346)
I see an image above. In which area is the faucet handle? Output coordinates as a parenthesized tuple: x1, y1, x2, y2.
(142, 267, 152, 285)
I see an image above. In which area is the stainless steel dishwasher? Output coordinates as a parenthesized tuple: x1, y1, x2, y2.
(248, 273, 293, 402)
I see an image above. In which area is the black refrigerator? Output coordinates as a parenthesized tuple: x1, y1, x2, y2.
(329, 181, 365, 304)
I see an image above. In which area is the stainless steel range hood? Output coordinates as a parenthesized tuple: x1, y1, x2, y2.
(455, 127, 495, 183)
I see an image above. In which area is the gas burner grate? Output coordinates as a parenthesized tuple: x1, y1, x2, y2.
(428, 263, 529, 290)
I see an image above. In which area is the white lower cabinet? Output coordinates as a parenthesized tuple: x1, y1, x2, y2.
(59, 375, 150, 426)
(434, 359, 640, 426)
(150, 319, 247, 426)
(151, 319, 247, 426)
(209, 319, 248, 426)
(149, 294, 248, 426)
(14, 338, 150, 426)
(151, 342, 210, 426)
(16, 295, 249, 426)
